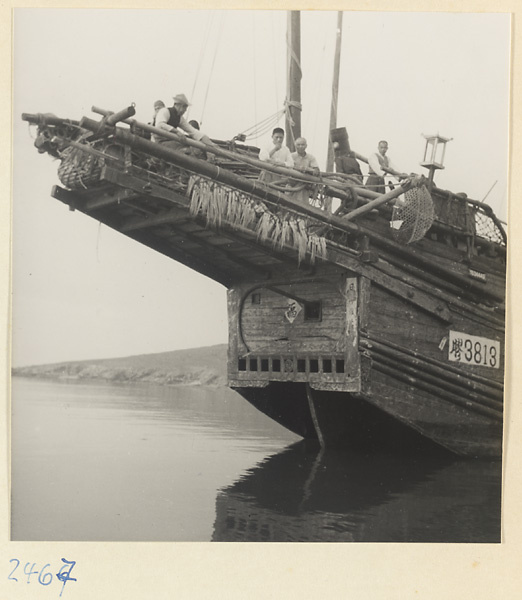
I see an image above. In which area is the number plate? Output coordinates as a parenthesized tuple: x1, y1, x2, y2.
(448, 331, 500, 368)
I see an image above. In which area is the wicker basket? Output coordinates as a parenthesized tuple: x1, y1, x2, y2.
(57, 145, 103, 190)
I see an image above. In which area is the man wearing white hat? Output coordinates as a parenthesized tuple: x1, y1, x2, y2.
(152, 93, 214, 149)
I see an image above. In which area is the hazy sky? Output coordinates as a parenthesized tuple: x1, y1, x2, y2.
(12, 9, 510, 367)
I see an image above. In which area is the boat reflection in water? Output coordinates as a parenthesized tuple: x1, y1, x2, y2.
(212, 441, 501, 543)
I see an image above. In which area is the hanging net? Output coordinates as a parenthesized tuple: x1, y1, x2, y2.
(391, 185, 435, 244)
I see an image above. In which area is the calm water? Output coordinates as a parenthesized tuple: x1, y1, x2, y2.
(11, 377, 501, 542)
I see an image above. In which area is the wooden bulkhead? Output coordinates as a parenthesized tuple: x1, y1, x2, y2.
(227, 265, 363, 393)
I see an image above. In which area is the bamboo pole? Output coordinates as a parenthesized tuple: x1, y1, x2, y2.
(80, 121, 393, 239)
(21, 113, 80, 127)
(340, 182, 412, 221)
(37, 110, 502, 304)
(89, 106, 381, 202)
(37, 108, 505, 257)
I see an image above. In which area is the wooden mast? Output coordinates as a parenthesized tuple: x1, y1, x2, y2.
(286, 10, 301, 151)
(326, 11, 343, 172)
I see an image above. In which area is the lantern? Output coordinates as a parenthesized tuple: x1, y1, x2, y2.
(420, 134, 453, 185)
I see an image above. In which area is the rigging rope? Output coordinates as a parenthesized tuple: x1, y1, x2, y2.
(252, 13, 258, 143)
(190, 13, 214, 108)
(271, 12, 280, 110)
(312, 23, 329, 147)
(200, 12, 224, 124)
(239, 108, 286, 140)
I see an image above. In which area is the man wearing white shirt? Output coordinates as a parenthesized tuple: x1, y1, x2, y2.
(367, 140, 405, 194)
(258, 127, 294, 184)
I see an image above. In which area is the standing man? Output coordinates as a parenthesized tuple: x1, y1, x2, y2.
(151, 93, 215, 150)
(367, 140, 405, 194)
(333, 142, 363, 184)
(258, 127, 294, 184)
(290, 137, 320, 204)
(291, 137, 320, 175)
(151, 100, 165, 126)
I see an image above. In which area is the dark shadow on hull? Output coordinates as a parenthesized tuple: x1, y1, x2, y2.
(212, 441, 502, 542)
(235, 383, 317, 440)
(235, 383, 452, 457)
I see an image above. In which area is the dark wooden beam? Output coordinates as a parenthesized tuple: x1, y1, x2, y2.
(120, 209, 190, 233)
(52, 184, 143, 212)
(167, 224, 270, 276)
(124, 229, 235, 287)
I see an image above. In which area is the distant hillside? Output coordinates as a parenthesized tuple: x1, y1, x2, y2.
(12, 344, 228, 387)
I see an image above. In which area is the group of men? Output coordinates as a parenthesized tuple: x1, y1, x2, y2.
(257, 126, 406, 201)
(148, 93, 405, 202)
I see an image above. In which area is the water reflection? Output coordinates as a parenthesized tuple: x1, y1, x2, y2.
(12, 378, 501, 542)
(212, 441, 501, 543)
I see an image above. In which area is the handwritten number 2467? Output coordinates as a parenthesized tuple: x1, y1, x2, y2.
(8, 558, 76, 596)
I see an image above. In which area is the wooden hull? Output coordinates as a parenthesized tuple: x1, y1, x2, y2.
(234, 383, 502, 457)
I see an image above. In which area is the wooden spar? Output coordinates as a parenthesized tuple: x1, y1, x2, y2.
(326, 11, 343, 172)
(21, 113, 80, 127)
(90, 105, 392, 199)
(74, 122, 504, 303)
(286, 10, 302, 151)
(86, 123, 401, 240)
(89, 107, 378, 202)
(107, 126, 368, 224)
(88, 108, 507, 249)
(104, 105, 136, 126)
(28, 108, 506, 248)
(341, 182, 412, 221)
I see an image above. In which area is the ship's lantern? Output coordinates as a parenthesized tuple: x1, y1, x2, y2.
(420, 134, 453, 185)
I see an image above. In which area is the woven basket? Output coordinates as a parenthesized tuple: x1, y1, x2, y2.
(57, 145, 103, 190)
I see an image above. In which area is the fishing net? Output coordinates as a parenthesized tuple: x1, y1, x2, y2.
(391, 185, 435, 244)
(474, 208, 505, 245)
(57, 143, 103, 190)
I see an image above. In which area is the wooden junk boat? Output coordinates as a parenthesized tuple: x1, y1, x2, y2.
(21, 18, 506, 459)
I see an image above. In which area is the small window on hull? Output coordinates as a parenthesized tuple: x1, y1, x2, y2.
(304, 301, 322, 322)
